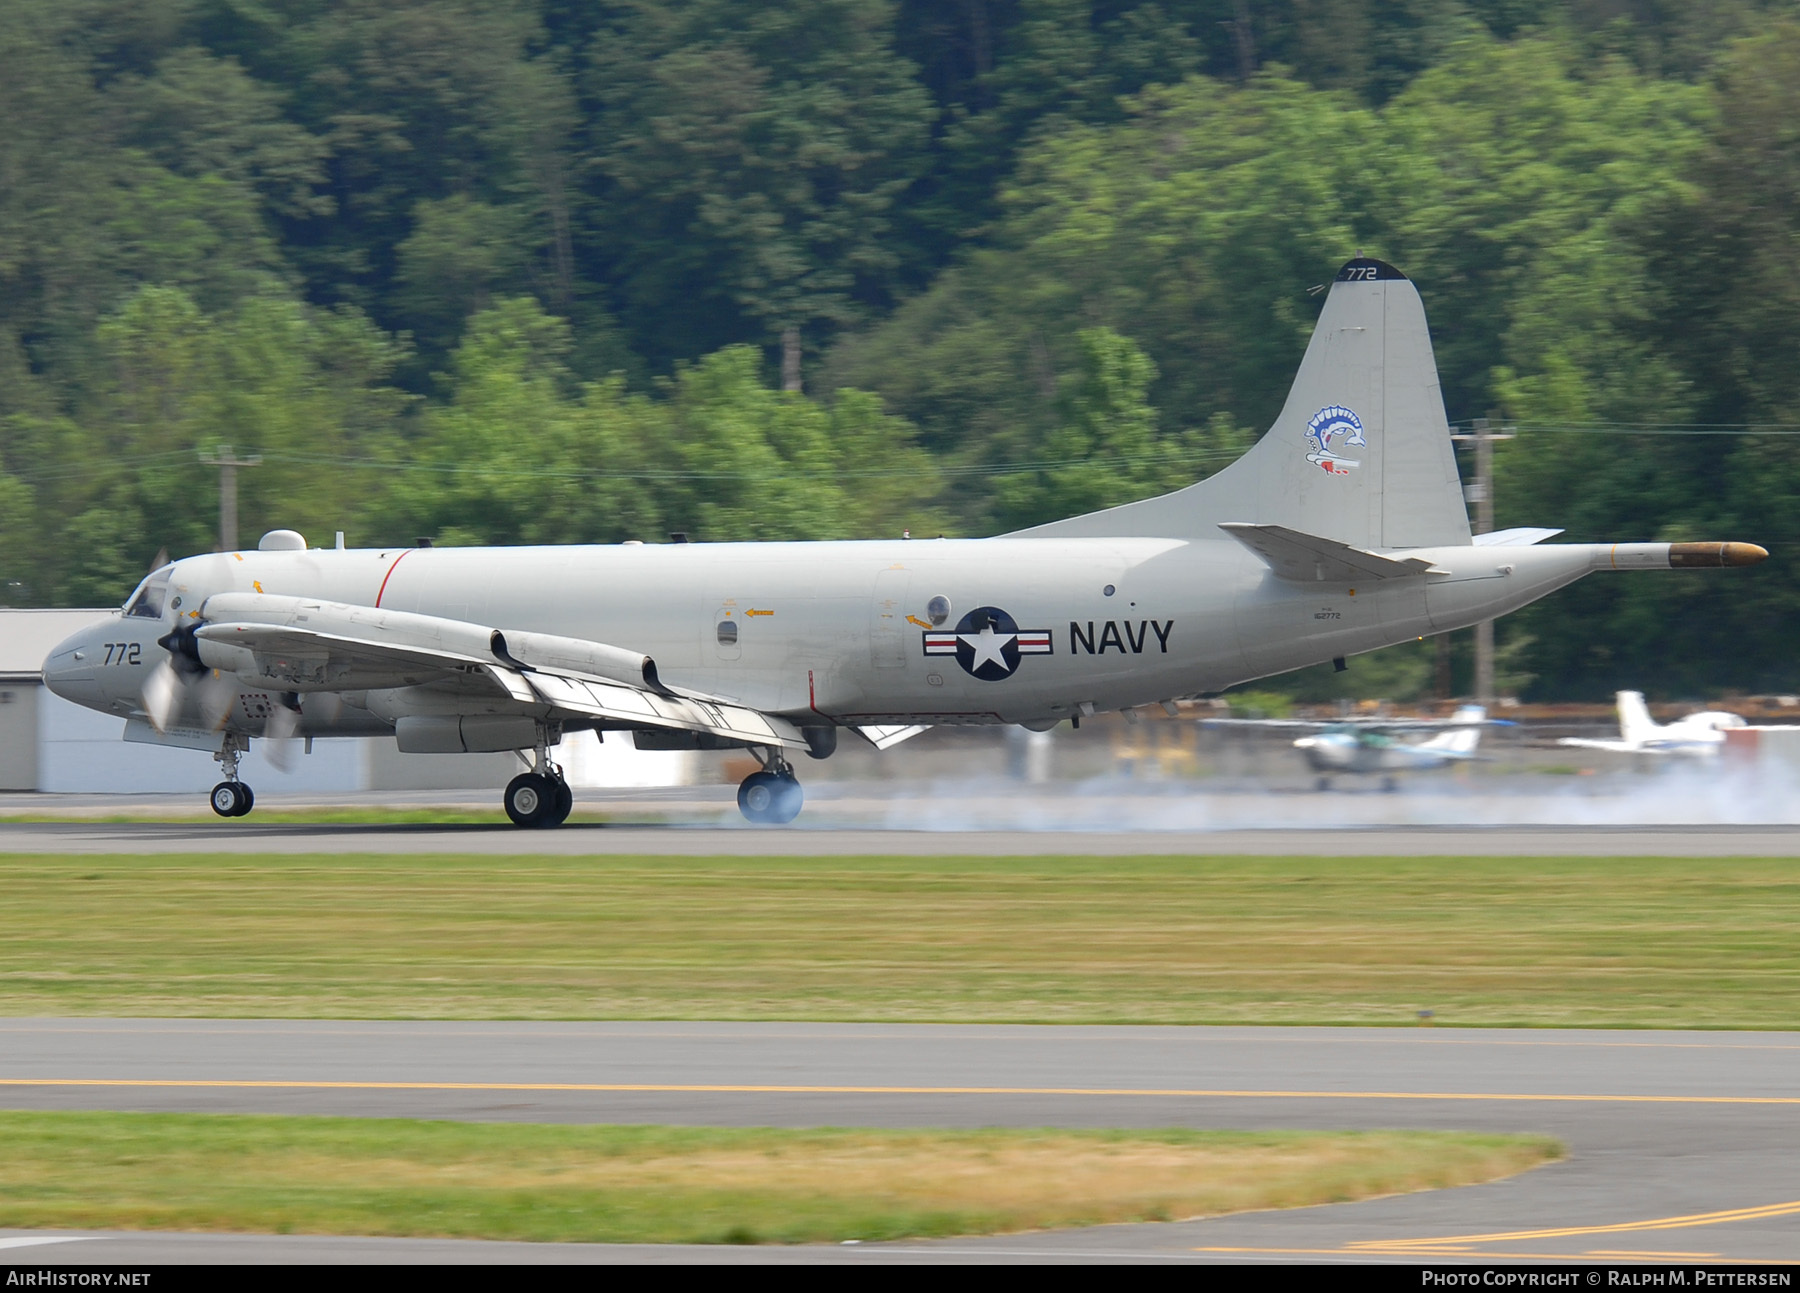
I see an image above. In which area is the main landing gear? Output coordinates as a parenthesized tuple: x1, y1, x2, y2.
(210, 733, 254, 818)
(737, 749, 803, 825)
(504, 729, 573, 828)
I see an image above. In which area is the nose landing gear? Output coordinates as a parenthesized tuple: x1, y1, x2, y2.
(210, 780, 254, 817)
(737, 749, 803, 824)
(209, 733, 254, 818)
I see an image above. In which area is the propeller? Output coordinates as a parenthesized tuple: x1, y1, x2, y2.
(140, 621, 237, 735)
(263, 699, 302, 772)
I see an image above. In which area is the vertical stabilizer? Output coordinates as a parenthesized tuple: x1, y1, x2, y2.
(1615, 691, 1658, 745)
(1010, 258, 1472, 549)
(1420, 705, 1486, 754)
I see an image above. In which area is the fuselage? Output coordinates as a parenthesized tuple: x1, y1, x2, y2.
(1293, 731, 1474, 774)
(44, 533, 1616, 738)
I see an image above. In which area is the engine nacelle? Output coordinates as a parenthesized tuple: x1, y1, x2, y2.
(491, 628, 661, 691)
(395, 715, 545, 754)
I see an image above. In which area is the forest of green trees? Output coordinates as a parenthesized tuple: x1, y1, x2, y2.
(4, 0, 1800, 700)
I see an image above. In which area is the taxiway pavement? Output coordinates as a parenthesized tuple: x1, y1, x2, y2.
(6, 819, 1800, 855)
(2, 1021, 1797, 1264)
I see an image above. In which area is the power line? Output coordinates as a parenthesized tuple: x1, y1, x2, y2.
(7, 443, 1248, 486)
(214, 446, 1252, 483)
(1480, 422, 1800, 436)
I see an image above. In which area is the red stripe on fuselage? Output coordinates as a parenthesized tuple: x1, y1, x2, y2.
(374, 549, 413, 609)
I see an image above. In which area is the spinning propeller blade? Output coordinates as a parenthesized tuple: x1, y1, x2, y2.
(140, 660, 181, 734)
(263, 703, 301, 772)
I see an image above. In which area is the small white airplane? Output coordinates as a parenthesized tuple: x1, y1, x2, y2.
(41, 257, 1767, 825)
(1557, 690, 1746, 757)
(1207, 704, 1499, 790)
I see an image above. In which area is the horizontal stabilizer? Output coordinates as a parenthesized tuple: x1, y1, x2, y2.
(1205, 712, 1510, 734)
(1220, 523, 1444, 583)
(1473, 527, 1563, 547)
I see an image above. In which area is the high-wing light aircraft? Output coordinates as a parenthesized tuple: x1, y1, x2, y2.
(1206, 704, 1500, 790)
(1557, 690, 1746, 757)
(42, 258, 1767, 825)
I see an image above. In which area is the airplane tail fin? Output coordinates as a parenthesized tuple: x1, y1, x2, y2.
(1010, 257, 1472, 550)
(1419, 704, 1485, 754)
(1616, 691, 1658, 745)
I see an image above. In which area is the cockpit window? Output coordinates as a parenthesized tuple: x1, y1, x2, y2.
(123, 566, 174, 619)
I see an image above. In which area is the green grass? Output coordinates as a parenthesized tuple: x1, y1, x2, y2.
(0, 1112, 1559, 1244)
(0, 852, 1796, 1026)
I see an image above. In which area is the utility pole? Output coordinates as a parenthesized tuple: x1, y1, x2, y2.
(198, 445, 262, 553)
(1449, 413, 1514, 706)
(780, 327, 802, 393)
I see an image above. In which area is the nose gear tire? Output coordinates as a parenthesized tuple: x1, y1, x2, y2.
(210, 782, 253, 818)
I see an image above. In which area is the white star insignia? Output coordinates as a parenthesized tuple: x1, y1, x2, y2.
(960, 625, 1016, 673)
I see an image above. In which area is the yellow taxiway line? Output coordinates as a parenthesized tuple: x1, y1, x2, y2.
(1195, 1199, 1800, 1263)
(1350, 1198, 1800, 1249)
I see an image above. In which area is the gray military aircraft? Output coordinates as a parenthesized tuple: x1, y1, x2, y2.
(41, 257, 1767, 825)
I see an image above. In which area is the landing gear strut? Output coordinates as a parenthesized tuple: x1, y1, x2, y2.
(738, 748, 803, 825)
(503, 727, 573, 828)
(210, 733, 254, 818)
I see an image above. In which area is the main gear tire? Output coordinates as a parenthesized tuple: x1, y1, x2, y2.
(550, 778, 574, 826)
(504, 772, 557, 828)
(737, 770, 803, 825)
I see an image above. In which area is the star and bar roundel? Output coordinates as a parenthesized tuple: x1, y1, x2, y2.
(922, 606, 1053, 681)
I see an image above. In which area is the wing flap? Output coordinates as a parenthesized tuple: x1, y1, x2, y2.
(484, 664, 537, 705)
(524, 672, 805, 748)
(856, 724, 929, 750)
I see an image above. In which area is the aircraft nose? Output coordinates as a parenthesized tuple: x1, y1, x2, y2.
(42, 625, 104, 706)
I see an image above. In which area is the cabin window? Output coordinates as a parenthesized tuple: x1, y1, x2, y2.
(716, 619, 738, 645)
(123, 567, 173, 619)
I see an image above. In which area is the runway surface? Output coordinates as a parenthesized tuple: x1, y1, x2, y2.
(11, 752, 1800, 839)
(6, 819, 1800, 855)
(2, 1020, 1797, 1264)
